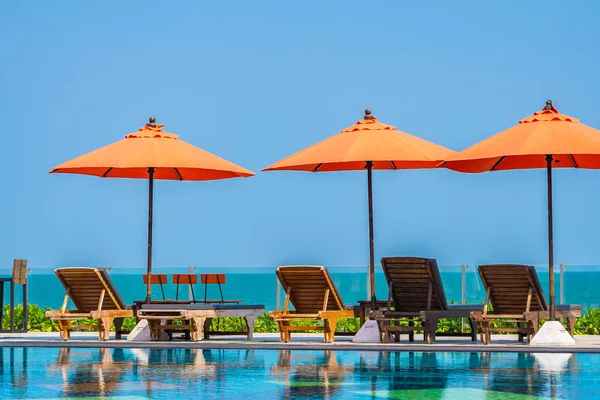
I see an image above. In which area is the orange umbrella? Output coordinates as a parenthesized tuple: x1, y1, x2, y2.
(263, 109, 455, 307)
(441, 100, 600, 319)
(51, 118, 254, 302)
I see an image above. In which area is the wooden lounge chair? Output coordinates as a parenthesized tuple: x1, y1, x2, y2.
(371, 257, 479, 344)
(46, 267, 132, 341)
(471, 264, 582, 344)
(269, 266, 355, 343)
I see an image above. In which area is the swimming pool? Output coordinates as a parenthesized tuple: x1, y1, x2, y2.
(0, 348, 597, 399)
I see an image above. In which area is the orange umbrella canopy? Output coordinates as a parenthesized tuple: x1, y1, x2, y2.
(442, 100, 600, 172)
(51, 117, 254, 303)
(263, 109, 455, 307)
(441, 100, 600, 320)
(263, 109, 454, 172)
(51, 118, 254, 180)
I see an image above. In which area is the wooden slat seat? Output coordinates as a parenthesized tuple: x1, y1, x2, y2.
(472, 264, 583, 344)
(269, 266, 354, 343)
(45, 267, 133, 341)
(370, 257, 480, 344)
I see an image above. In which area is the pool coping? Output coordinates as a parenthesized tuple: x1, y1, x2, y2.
(1, 336, 599, 354)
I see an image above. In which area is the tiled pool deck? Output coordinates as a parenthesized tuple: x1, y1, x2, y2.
(1, 332, 599, 353)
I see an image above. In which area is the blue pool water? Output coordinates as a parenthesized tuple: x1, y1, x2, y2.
(0, 348, 598, 399)
(5, 266, 600, 311)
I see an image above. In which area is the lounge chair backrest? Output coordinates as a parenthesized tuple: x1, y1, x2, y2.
(55, 267, 127, 312)
(276, 266, 345, 313)
(380, 257, 448, 312)
(478, 265, 547, 313)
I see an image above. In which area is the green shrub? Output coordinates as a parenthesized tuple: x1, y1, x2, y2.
(574, 308, 600, 335)
(2, 304, 58, 332)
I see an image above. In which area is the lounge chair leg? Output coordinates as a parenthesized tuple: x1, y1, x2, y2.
(99, 317, 113, 341)
(148, 320, 160, 341)
(425, 331, 433, 344)
(278, 321, 291, 342)
(383, 330, 391, 343)
(114, 317, 124, 340)
(469, 318, 477, 342)
(381, 321, 392, 343)
(245, 316, 256, 340)
(57, 321, 71, 341)
(423, 321, 431, 344)
(480, 322, 489, 345)
(378, 321, 389, 343)
(325, 318, 338, 343)
(567, 317, 576, 336)
(277, 321, 288, 342)
(286, 327, 291, 343)
(530, 316, 540, 334)
(203, 318, 213, 340)
(517, 322, 524, 342)
(277, 320, 283, 341)
(59, 329, 70, 341)
(191, 317, 206, 342)
(424, 318, 437, 344)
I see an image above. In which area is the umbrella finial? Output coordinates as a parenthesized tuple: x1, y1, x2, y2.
(544, 100, 554, 111)
(364, 109, 374, 120)
(148, 117, 157, 128)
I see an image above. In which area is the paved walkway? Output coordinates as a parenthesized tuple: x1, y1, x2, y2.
(1, 332, 599, 353)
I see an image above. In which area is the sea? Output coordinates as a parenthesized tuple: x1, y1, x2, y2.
(3, 265, 600, 311)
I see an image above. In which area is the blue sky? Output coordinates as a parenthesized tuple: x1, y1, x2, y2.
(1, 1, 600, 270)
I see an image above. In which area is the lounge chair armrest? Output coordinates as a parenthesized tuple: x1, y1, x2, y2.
(470, 311, 484, 320)
(46, 310, 81, 318)
(90, 310, 133, 319)
(368, 310, 386, 320)
(46, 310, 63, 318)
(319, 310, 355, 319)
(269, 311, 283, 320)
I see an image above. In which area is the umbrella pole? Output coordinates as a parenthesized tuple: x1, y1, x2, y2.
(546, 155, 555, 320)
(146, 167, 155, 304)
(366, 161, 376, 309)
